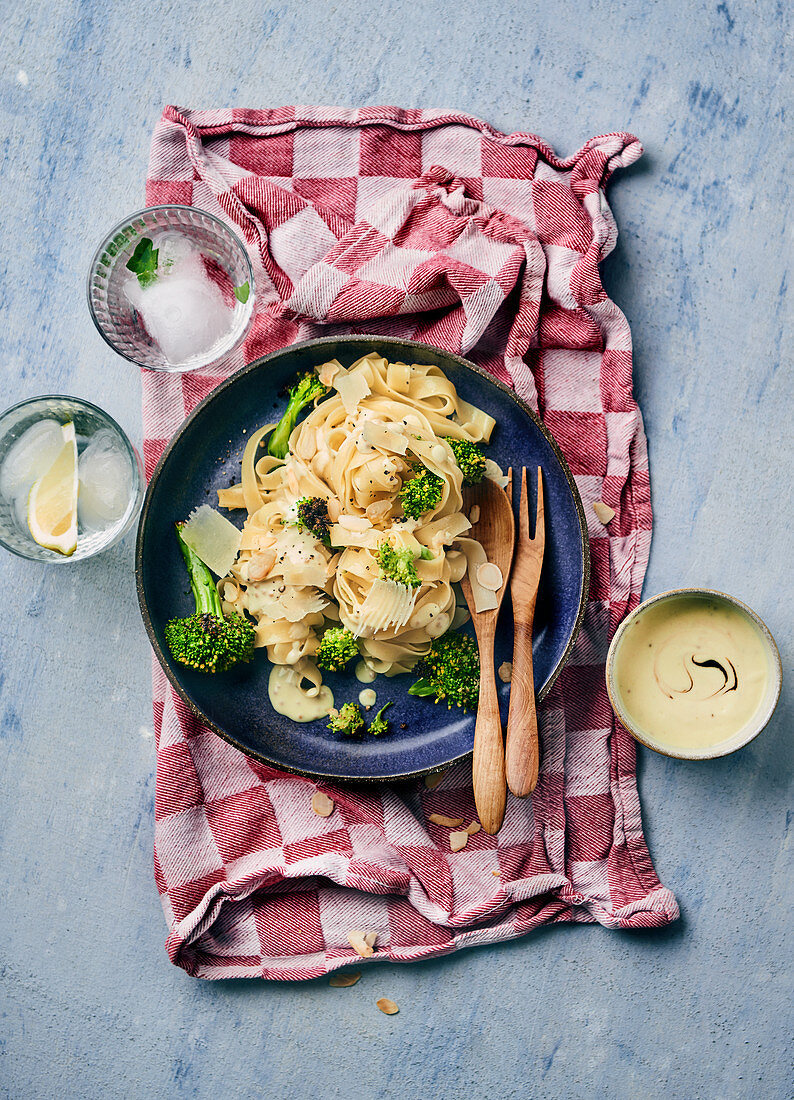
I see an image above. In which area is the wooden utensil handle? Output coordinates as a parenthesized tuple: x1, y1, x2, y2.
(505, 614, 539, 797)
(472, 631, 506, 835)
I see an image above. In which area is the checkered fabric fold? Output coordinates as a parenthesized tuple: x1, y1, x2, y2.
(144, 106, 678, 980)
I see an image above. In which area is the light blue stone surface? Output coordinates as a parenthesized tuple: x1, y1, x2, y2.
(0, 2, 791, 1097)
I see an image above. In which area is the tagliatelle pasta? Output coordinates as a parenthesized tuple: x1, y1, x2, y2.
(217, 353, 501, 715)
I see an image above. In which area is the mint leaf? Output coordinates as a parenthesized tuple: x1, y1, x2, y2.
(408, 679, 435, 697)
(233, 281, 250, 304)
(126, 237, 159, 288)
(137, 269, 158, 289)
(419, 547, 434, 560)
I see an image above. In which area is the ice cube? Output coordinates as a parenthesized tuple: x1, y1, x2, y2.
(123, 236, 233, 365)
(13, 489, 29, 531)
(153, 231, 197, 270)
(78, 429, 132, 529)
(0, 418, 64, 499)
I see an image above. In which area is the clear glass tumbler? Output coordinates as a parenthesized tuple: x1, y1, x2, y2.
(0, 395, 144, 563)
(87, 205, 255, 373)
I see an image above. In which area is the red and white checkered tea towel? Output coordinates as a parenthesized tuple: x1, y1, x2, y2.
(143, 106, 678, 980)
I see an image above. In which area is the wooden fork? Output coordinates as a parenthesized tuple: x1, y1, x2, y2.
(505, 466, 545, 797)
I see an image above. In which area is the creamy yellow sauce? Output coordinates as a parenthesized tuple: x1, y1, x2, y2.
(358, 687, 377, 708)
(612, 596, 770, 752)
(268, 664, 334, 722)
(354, 660, 376, 684)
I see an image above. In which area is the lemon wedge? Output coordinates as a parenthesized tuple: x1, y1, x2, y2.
(27, 422, 79, 555)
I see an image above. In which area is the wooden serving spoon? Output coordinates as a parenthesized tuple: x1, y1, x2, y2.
(458, 478, 516, 835)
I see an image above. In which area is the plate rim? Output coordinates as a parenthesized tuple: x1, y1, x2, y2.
(135, 334, 590, 783)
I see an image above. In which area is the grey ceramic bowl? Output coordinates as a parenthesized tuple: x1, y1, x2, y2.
(606, 587, 782, 760)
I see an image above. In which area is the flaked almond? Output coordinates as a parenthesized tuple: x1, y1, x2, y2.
(364, 931, 378, 948)
(469, 504, 480, 524)
(484, 458, 509, 488)
(222, 580, 239, 602)
(325, 496, 341, 522)
(338, 514, 373, 532)
(424, 771, 445, 790)
(466, 821, 481, 835)
(329, 971, 361, 987)
(311, 790, 335, 817)
(376, 997, 399, 1015)
(318, 361, 340, 387)
(286, 464, 300, 495)
(450, 830, 469, 852)
(476, 562, 503, 592)
(497, 661, 513, 683)
(593, 501, 616, 525)
(348, 930, 375, 958)
(365, 498, 392, 522)
(428, 813, 464, 828)
(247, 548, 277, 582)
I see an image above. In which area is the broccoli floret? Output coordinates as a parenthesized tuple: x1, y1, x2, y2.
(368, 702, 393, 736)
(445, 438, 486, 485)
(327, 702, 365, 737)
(409, 632, 480, 711)
(376, 542, 421, 589)
(294, 496, 331, 544)
(268, 371, 328, 460)
(399, 464, 443, 520)
(316, 627, 359, 672)
(164, 524, 255, 674)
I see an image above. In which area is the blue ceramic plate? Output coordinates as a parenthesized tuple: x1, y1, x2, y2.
(136, 336, 589, 782)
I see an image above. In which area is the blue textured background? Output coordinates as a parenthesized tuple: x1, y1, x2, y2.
(0, 2, 791, 1098)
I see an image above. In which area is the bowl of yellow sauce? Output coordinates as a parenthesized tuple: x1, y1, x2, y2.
(606, 589, 782, 760)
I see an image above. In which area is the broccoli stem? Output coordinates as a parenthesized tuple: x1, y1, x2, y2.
(268, 373, 327, 460)
(175, 523, 223, 617)
(268, 406, 301, 461)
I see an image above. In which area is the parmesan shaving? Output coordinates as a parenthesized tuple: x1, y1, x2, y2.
(335, 368, 371, 414)
(362, 420, 408, 455)
(180, 505, 242, 578)
(354, 578, 417, 634)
